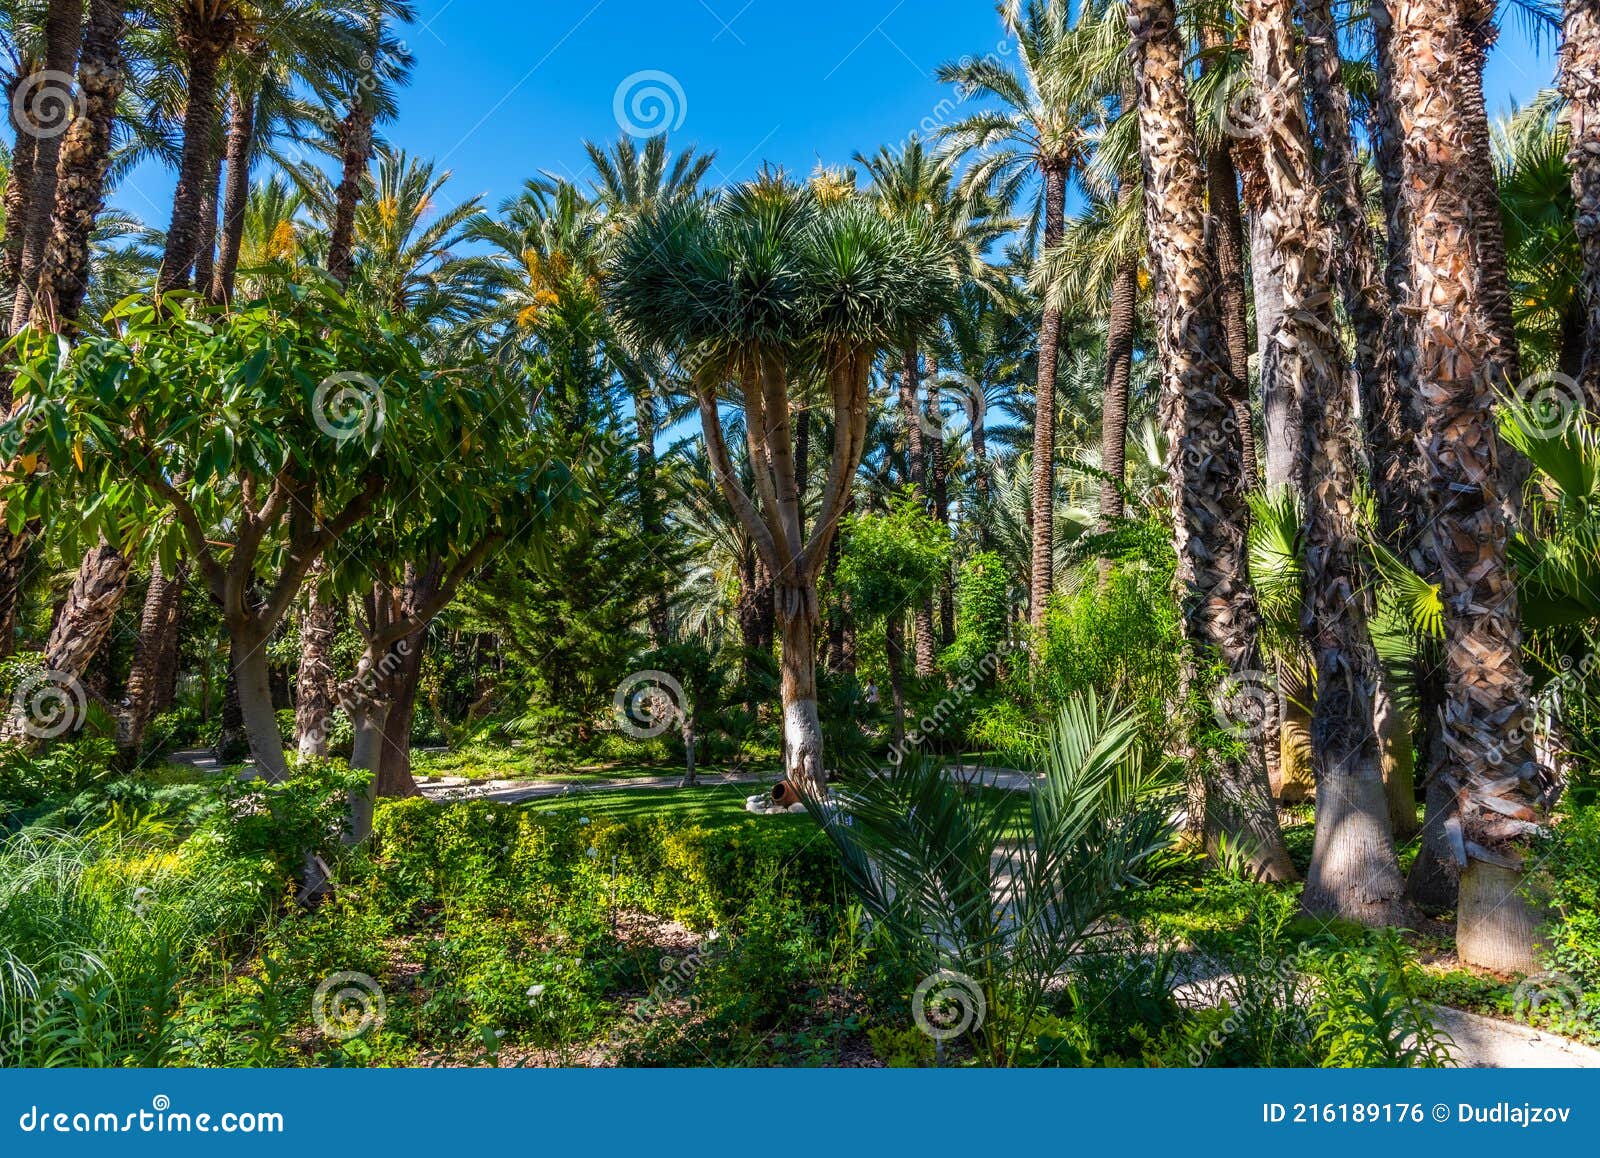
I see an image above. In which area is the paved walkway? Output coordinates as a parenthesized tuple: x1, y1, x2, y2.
(415, 770, 767, 804)
(1430, 1006, 1600, 1068)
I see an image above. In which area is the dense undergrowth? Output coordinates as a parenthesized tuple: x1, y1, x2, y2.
(8, 745, 1580, 1068)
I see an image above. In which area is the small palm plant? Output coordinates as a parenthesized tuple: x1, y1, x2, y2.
(807, 692, 1179, 1065)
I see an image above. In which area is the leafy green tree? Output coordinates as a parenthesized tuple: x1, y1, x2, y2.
(835, 496, 952, 748)
(1, 285, 484, 780)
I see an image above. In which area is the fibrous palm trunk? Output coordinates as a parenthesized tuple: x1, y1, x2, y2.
(29, 0, 127, 331)
(1458, 5, 1529, 519)
(1388, 0, 1550, 970)
(900, 345, 937, 674)
(928, 356, 953, 647)
(160, 12, 237, 293)
(8, 0, 84, 333)
(1029, 163, 1067, 633)
(327, 95, 376, 286)
(1096, 250, 1138, 532)
(1302, 0, 1423, 841)
(1127, 0, 1295, 881)
(295, 561, 338, 758)
(1203, 117, 1258, 485)
(121, 558, 186, 750)
(1564, 0, 1600, 411)
(1245, 0, 1412, 923)
(192, 141, 222, 297)
(0, 541, 129, 743)
(636, 383, 668, 645)
(1, 65, 41, 315)
(211, 87, 256, 303)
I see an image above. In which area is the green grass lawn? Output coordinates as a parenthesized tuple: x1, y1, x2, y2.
(411, 743, 780, 786)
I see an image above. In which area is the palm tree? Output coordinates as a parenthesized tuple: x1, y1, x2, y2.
(4, 0, 82, 331)
(1243, 0, 1410, 922)
(939, 0, 1084, 632)
(1038, 156, 1144, 536)
(1126, 0, 1294, 881)
(857, 137, 1012, 671)
(27, 0, 128, 331)
(585, 134, 715, 645)
(322, 0, 413, 285)
(341, 147, 484, 324)
(1385, 0, 1549, 969)
(1564, 0, 1600, 406)
(211, 4, 361, 302)
(151, 0, 246, 293)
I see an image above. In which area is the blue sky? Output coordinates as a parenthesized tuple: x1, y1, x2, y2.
(114, 0, 1564, 230)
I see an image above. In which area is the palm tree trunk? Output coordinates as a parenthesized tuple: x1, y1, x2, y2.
(327, 101, 376, 286)
(160, 23, 234, 294)
(1563, 0, 1600, 411)
(1029, 163, 1067, 633)
(192, 140, 222, 298)
(1246, 0, 1410, 921)
(1096, 252, 1137, 531)
(211, 87, 256, 303)
(1458, 8, 1522, 392)
(900, 345, 937, 674)
(295, 561, 338, 758)
(928, 356, 953, 647)
(1, 67, 41, 319)
(1247, 201, 1297, 496)
(121, 558, 186, 750)
(1303, 0, 1418, 544)
(1458, 7, 1529, 518)
(885, 611, 907, 748)
(1128, 0, 1295, 882)
(1388, 0, 1548, 969)
(29, 0, 127, 331)
(8, 0, 84, 333)
(1204, 133, 1257, 484)
(636, 383, 668, 645)
(0, 540, 128, 743)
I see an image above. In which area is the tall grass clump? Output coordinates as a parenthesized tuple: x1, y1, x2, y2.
(0, 824, 265, 1066)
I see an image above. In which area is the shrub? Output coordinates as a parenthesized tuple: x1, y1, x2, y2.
(372, 798, 844, 932)
(1016, 566, 1184, 756)
(0, 738, 118, 830)
(1534, 802, 1600, 1042)
(141, 707, 204, 757)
